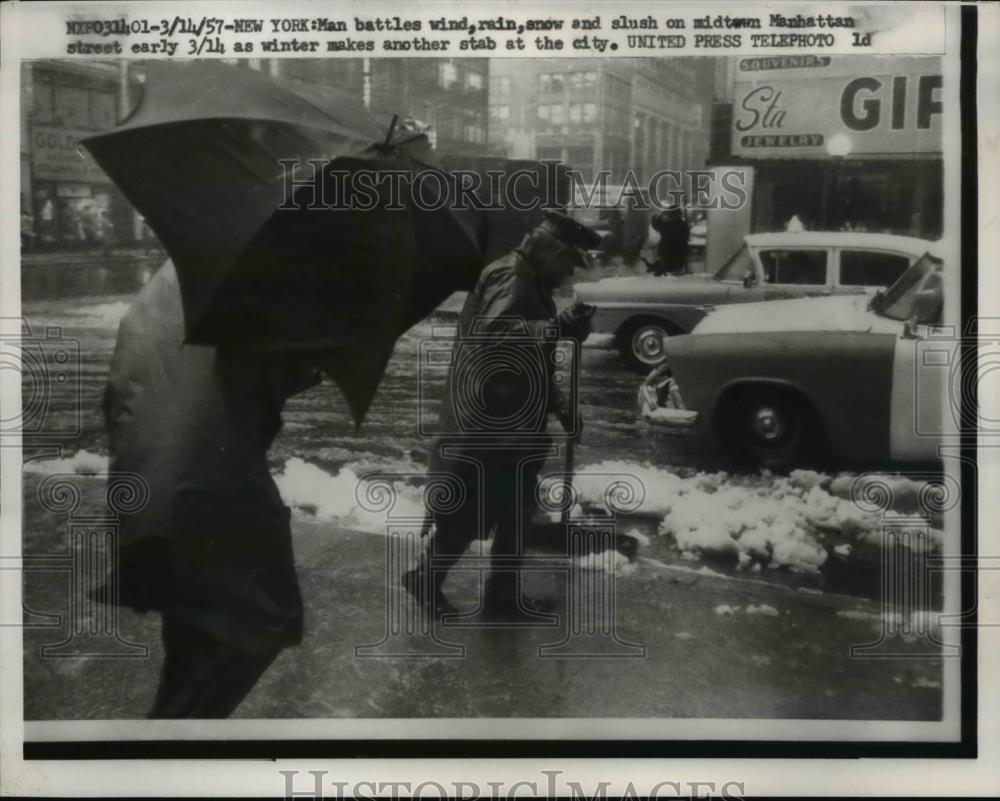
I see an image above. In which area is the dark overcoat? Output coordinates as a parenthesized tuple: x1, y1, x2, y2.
(103, 260, 317, 654)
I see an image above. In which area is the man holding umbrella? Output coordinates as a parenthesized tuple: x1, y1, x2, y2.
(405, 211, 601, 619)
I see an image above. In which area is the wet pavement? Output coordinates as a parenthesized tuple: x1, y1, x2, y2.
(19, 254, 946, 722)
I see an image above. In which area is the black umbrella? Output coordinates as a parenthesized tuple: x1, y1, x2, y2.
(83, 61, 484, 423)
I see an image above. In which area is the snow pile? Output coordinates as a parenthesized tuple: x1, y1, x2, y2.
(564, 461, 945, 575)
(23, 450, 107, 476)
(573, 549, 637, 578)
(275, 457, 424, 533)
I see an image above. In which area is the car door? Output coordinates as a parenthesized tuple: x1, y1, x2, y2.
(835, 249, 915, 295)
(750, 247, 832, 301)
(889, 270, 946, 461)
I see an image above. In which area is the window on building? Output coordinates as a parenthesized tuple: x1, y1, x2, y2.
(490, 105, 511, 120)
(582, 102, 597, 122)
(760, 250, 828, 286)
(466, 71, 484, 91)
(536, 146, 562, 162)
(498, 76, 511, 94)
(439, 62, 458, 89)
(839, 250, 911, 288)
(550, 103, 566, 124)
(550, 74, 564, 93)
(569, 103, 582, 123)
(32, 80, 54, 124)
(538, 73, 550, 93)
(53, 86, 90, 128)
(90, 92, 116, 130)
(583, 71, 597, 88)
(538, 104, 550, 120)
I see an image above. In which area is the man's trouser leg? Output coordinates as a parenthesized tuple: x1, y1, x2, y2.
(149, 614, 280, 719)
(485, 457, 546, 610)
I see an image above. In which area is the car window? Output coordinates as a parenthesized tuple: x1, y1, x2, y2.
(839, 250, 911, 288)
(714, 244, 755, 282)
(759, 249, 827, 285)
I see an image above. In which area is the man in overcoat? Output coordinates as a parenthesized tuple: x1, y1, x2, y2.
(405, 211, 600, 618)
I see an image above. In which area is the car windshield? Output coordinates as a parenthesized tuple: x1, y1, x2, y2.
(875, 252, 944, 322)
(714, 244, 754, 281)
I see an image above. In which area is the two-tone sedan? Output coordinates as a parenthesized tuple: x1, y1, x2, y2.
(638, 250, 947, 470)
(576, 232, 934, 371)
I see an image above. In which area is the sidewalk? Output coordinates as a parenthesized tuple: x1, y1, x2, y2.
(23, 509, 944, 722)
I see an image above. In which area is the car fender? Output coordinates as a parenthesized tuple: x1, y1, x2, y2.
(667, 330, 897, 462)
(590, 303, 709, 338)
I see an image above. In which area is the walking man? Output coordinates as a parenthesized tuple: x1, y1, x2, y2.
(405, 211, 600, 619)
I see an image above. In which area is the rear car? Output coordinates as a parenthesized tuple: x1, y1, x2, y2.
(576, 232, 934, 372)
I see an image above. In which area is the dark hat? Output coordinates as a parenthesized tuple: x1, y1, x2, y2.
(541, 210, 603, 252)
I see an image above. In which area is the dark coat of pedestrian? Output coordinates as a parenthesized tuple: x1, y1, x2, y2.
(405, 212, 600, 619)
(103, 260, 319, 718)
(650, 207, 690, 275)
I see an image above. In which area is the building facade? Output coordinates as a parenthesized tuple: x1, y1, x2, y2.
(20, 57, 490, 250)
(21, 60, 143, 250)
(708, 55, 943, 238)
(487, 58, 713, 184)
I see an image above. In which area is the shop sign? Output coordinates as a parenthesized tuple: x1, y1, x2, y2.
(732, 71, 942, 158)
(31, 126, 110, 183)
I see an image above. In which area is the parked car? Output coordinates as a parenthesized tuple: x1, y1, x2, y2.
(575, 232, 935, 371)
(637, 250, 946, 470)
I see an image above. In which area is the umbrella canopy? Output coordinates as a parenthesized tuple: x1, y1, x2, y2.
(83, 61, 484, 423)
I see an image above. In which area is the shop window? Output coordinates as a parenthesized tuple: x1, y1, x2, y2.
(839, 250, 911, 288)
(760, 249, 827, 285)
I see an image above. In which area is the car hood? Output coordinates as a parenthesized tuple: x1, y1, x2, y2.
(692, 293, 895, 335)
(576, 274, 729, 303)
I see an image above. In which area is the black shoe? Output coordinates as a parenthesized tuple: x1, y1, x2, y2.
(402, 568, 458, 618)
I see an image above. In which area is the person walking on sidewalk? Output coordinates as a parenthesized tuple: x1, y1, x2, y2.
(102, 260, 320, 718)
(404, 211, 600, 620)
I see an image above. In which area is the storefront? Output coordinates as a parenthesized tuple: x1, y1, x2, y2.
(23, 62, 142, 251)
(721, 55, 943, 239)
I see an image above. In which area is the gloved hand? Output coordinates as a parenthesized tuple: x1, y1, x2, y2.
(556, 302, 596, 341)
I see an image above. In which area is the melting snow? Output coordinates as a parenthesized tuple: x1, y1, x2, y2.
(275, 457, 424, 533)
(557, 460, 945, 575)
(23, 450, 107, 476)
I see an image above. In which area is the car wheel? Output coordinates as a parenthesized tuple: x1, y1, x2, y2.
(715, 387, 826, 471)
(618, 319, 671, 373)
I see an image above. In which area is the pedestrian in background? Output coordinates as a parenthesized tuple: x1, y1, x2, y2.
(648, 205, 690, 276)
